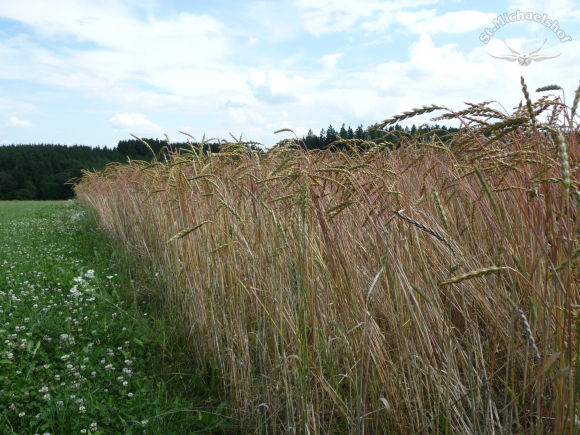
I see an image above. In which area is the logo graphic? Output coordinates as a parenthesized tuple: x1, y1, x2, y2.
(488, 39, 561, 66)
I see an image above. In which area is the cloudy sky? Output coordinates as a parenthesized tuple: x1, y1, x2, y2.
(1, 0, 579, 148)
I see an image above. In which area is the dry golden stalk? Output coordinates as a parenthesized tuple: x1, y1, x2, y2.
(439, 266, 510, 286)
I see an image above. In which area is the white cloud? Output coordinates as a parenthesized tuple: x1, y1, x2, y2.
(294, 0, 495, 36)
(109, 113, 164, 133)
(317, 53, 344, 71)
(294, 0, 439, 35)
(7, 116, 32, 127)
(248, 37, 259, 45)
(246, 69, 305, 104)
(0, 1, 244, 111)
(509, 0, 580, 22)
(388, 10, 496, 34)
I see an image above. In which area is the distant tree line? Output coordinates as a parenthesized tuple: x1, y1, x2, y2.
(297, 123, 459, 151)
(0, 140, 222, 201)
(0, 123, 459, 200)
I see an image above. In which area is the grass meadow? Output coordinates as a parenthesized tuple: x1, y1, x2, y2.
(0, 201, 237, 434)
(72, 79, 580, 433)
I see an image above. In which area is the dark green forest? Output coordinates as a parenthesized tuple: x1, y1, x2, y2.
(0, 123, 459, 200)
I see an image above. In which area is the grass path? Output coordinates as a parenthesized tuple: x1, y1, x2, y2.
(0, 201, 235, 435)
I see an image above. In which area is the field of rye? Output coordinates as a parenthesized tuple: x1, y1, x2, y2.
(74, 78, 580, 434)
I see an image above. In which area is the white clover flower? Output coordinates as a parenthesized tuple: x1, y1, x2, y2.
(56, 401, 64, 409)
(38, 386, 49, 393)
(141, 419, 149, 426)
(79, 405, 86, 414)
(43, 393, 51, 401)
(90, 422, 97, 432)
(127, 392, 133, 397)
(111, 313, 117, 318)
(123, 381, 128, 387)
(18, 412, 25, 417)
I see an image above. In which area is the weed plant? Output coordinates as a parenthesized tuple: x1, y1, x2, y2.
(74, 78, 580, 434)
(0, 201, 235, 434)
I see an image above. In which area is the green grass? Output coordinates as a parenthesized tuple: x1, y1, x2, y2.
(0, 200, 237, 434)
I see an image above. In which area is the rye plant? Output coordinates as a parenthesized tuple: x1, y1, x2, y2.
(74, 77, 580, 434)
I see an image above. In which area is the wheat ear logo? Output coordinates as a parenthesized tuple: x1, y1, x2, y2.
(488, 39, 561, 66)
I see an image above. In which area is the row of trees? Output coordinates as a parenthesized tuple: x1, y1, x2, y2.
(0, 123, 459, 200)
(299, 123, 459, 150)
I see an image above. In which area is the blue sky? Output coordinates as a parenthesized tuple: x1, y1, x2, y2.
(1, 0, 579, 148)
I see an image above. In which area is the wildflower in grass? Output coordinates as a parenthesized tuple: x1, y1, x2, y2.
(35, 413, 41, 418)
(90, 422, 97, 432)
(44, 364, 50, 369)
(81, 430, 87, 434)
(141, 419, 149, 426)
(39, 386, 49, 393)
(18, 412, 25, 417)
(107, 276, 113, 279)
(43, 393, 51, 401)
(91, 371, 96, 378)
(85, 270, 94, 278)
(123, 381, 128, 386)
(56, 401, 64, 409)
(112, 312, 117, 318)
(128, 392, 133, 397)
(7, 353, 13, 359)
